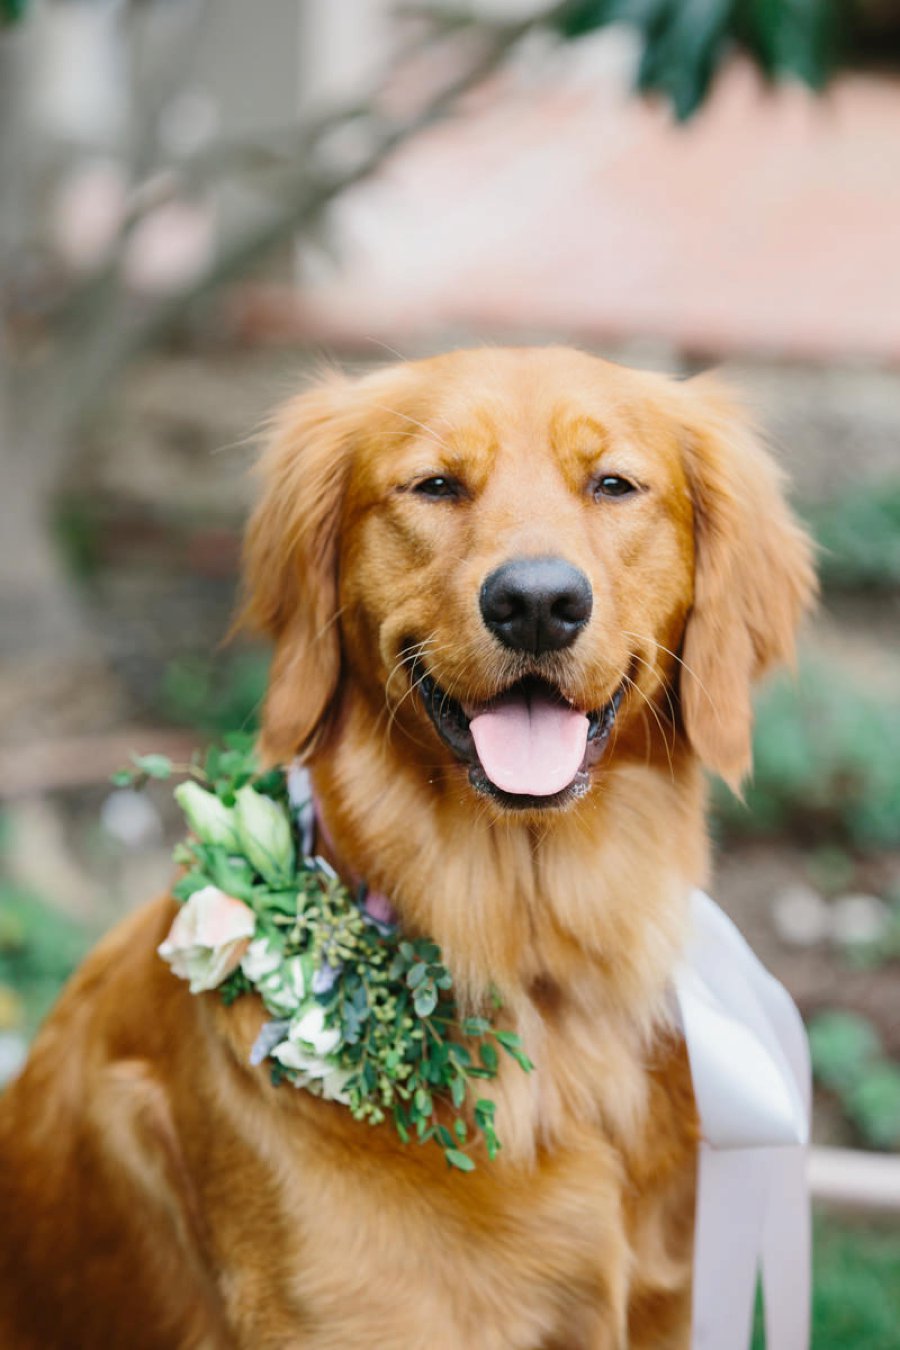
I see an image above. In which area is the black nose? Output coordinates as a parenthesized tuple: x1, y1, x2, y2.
(480, 557, 593, 655)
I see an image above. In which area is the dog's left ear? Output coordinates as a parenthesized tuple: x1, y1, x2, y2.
(236, 376, 357, 765)
(676, 377, 817, 790)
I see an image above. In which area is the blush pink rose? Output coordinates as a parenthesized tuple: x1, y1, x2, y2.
(158, 886, 256, 993)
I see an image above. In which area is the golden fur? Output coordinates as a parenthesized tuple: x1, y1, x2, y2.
(0, 348, 815, 1348)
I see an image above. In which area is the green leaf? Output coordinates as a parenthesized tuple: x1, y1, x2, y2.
(462, 1017, 491, 1037)
(444, 1148, 475, 1173)
(407, 962, 428, 989)
(809, 1011, 882, 1094)
(131, 753, 173, 780)
(393, 1109, 410, 1145)
(110, 769, 134, 787)
(1, 0, 30, 25)
(172, 870, 211, 902)
(480, 1042, 499, 1074)
(450, 1075, 466, 1110)
(414, 986, 438, 1018)
(474, 1098, 496, 1122)
(847, 1065, 900, 1150)
(204, 849, 255, 901)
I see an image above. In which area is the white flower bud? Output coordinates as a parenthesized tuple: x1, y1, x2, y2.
(174, 782, 240, 851)
(240, 936, 282, 984)
(255, 953, 315, 1017)
(234, 786, 295, 884)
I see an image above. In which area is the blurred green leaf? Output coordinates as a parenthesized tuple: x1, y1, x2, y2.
(714, 660, 900, 851)
(1, 0, 28, 25)
(753, 1216, 900, 1350)
(807, 479, 900, 593)
(160, 651, 269, 735)
(0, 882, 91, 1035)
(444, 1147, 475, 1172)
(808, 1010, 882, 1094)
(131, 753, 173, 780)
(550, 0, 850, 121)
(847, 1065, 900, 1150)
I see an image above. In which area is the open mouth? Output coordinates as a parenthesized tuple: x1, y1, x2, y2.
(413, 665, 624, 810)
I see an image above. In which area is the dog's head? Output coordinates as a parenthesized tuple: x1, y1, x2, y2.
(239, 348, 814, 814)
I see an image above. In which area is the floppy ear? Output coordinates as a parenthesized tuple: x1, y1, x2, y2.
(236, 376, 355, 764)
(677, 377, 817, 790)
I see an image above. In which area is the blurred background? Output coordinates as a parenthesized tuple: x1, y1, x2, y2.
(1, 1, 899, 1343)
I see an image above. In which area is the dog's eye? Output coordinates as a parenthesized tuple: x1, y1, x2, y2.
(412, 476, 464, 500)
(592, 474, 638, 500)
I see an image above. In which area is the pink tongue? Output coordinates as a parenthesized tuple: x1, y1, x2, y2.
(469, 693, 589, 796)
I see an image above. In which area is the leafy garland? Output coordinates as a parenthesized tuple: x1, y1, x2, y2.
(115, 736, 533, 1172)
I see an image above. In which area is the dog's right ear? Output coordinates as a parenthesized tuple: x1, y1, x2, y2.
(236, 376, 355, 764)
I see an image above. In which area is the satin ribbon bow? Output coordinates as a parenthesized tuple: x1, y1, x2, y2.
(675, 890, 811, 1350)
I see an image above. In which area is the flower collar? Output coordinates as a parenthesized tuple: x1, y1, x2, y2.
(149, 737, 532, 1172)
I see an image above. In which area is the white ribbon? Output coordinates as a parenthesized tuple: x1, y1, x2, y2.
(675, 890, 811, 1350)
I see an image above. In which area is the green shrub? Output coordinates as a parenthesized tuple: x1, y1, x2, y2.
(809, 1010, 900, 1151)
(0, 881, 91, 1036)
(807, 480, 900, 593)
(160, 649, 270, 735)
(714, 662, 900, 850)
(755, 1215, 900, 1350)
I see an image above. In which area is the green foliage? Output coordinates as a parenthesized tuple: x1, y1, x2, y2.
(160, 651, 269, 736)
(163, 741, 533, 1171)
(809, 1010, 882, 1095)
(809, 1010, 900, 1150)
(0, 0, 27, 25)
(0, 879, 91, 1035)
(714, 662, 900, 851)
(753, 1216, 900, 1350)
(807, 479, 900, 593)
(553, 0, 845, 120)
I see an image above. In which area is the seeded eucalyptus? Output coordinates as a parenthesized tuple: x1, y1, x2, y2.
(119, 735, 533, 1171)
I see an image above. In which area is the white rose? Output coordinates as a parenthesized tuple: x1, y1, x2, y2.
(158, 886, 255, 994)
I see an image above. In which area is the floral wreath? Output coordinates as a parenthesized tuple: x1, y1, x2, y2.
(117, 738, 532, 1173)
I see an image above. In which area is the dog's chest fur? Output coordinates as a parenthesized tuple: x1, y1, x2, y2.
(213, 985, 696, 1350)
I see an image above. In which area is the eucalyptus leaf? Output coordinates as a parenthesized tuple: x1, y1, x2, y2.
(131, 753, 173, 780)
(445, 1148, 475, 1172)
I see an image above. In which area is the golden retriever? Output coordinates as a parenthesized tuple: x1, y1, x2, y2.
(0, 347, 815, 1349)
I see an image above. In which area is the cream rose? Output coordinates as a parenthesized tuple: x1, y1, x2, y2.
(158, 886, 256, 993)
